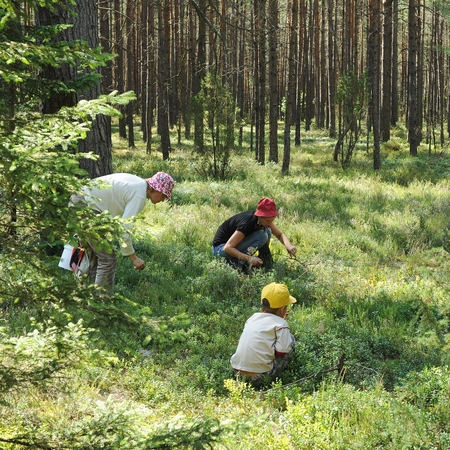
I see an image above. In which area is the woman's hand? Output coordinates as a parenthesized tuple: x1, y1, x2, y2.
(249, 256, 263, 267)
(286, 244, 297, 256)
(129, 253, 146, 271)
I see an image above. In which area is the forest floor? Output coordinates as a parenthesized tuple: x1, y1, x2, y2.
(2, 123, 450, 448)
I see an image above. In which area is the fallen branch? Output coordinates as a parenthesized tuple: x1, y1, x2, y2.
(260, 353, 347, 393)
(261, 353, 384, 393)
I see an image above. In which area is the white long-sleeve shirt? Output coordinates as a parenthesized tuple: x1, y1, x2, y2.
(82, 173, 147, 256)
(230, 312, 294, 374)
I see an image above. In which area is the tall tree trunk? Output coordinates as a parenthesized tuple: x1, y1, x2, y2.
(114, 0, 127, 140)
(268, 0, 279, 163)
(36, 0, 112, 178)
(369, 0, 381, 170)
(99, 0, 113, 94)
(304, 0, 313, 131)
(417, 1, 424, 144)
(219, 0, 228, 85)
(437, 14, 445, 146)
(235, 0, 246, 146)
(447, 51, 450, 138)
(157, 0, 171, 159)
(169, 0, 177, 130)
(391, 0, 399, 126)
(381, 0, 393, 142)
(319, 0, 327, 129)
(283, 0, 298, 174)
(141, 0, 148, 143)
(295, 0, 307, 145)
(313, 0, 323, 128)
(408, 0, 420, 156)
(254, 0, 267, 164)
(174, 0, 182, 144)
(425, 8, 437, 150)
(193, 0, 206, 152)
(179, 1, 190, 141)
(327, 0, 336, 138)
(146, 2, 156, 153)
(126, 0, 135, 148)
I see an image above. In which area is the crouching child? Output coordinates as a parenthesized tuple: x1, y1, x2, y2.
(231, 282, 296, 389)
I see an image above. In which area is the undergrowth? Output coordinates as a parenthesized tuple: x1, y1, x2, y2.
(1, 125, 450, 448)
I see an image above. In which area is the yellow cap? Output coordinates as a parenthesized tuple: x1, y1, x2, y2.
(261, 282, 297, 309)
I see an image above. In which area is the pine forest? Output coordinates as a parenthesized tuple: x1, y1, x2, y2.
(98, 0, 450, 169)
(1, 0, 450, 448)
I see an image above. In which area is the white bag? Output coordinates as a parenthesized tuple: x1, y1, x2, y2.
(59, 243, 89, 276)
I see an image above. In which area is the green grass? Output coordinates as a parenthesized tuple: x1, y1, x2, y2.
(2, 124, 450, 448)
(109, 126, 450, 444)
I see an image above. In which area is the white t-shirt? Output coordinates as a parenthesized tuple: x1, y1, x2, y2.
(83, 173, 147, 256)
(230, 312, 294, 374)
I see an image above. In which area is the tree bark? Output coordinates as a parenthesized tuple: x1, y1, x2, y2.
(390, 0, 399, 126)
(327, 0, 336, 138)
(141, 0, 149, 143)
(193, 0, 206, 152)
(114, 0, 127, 140)
(36, 0, 112, 178)
(304, 0, 313, 131)
(147, 2, 156, 153)
(408, 0, 420, 156)
(99, 0, 113, 94)
(157, 0, 172, 159)
(268, 0, 279, 163)
(126, 0, 135, 148)
(381, 0, 393, 142)
(369, 0, 382, 169)
(283, 0, 298, 174)
(254, 0, 267, 164)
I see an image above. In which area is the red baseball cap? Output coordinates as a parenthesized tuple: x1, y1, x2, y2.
(254, 197, 278, 217)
